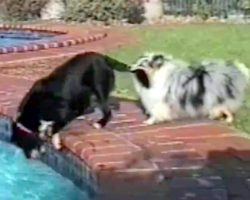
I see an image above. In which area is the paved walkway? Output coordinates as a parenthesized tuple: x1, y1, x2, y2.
(0, 23, 250, 200)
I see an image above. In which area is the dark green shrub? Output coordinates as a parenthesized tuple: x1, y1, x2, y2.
(193, 0, 212, 20)
(241, 0, 250, 16)
(2, 0, 49, 21)
(63, 0, 144, 24)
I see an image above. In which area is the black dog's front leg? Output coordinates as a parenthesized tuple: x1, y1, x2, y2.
(93, 85, 112, 129)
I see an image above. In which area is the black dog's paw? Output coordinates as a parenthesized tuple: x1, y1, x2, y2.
(76, 115, 86, 120)
(29, 149, 41, 159)
(52, 133, 62, 150)
(39, 132, 47, 140)
(26, 144, 46, 159)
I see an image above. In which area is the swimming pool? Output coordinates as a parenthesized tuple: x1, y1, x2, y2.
(0, 25, 107, 54)
(0, 30, 57, 48)
(0, 141, 89, 200)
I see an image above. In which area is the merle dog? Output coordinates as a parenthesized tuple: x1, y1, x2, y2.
(131, 52, 249, 125)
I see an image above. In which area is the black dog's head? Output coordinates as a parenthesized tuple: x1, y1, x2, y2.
(11, 122, 45, 159)
(130, 53, 167, 88)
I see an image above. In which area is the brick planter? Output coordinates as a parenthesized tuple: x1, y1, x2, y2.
(40, 102, 250, 200)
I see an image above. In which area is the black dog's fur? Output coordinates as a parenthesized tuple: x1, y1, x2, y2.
(11, 52, 128, 158)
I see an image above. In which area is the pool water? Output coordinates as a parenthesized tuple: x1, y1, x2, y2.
(0, 141, 89, 200)
(0, 30, 57, 48)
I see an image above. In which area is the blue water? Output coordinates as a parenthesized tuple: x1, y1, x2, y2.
(0, 141, 89, 200)
(0, 30, 56, 48)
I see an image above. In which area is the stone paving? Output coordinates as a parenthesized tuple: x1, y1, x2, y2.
(0, 23, 250, 200)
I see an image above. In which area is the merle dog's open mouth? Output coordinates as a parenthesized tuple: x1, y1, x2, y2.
(131, 68, 150, 89)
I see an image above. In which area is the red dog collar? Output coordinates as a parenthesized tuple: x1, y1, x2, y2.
(16, 123, 36, 139)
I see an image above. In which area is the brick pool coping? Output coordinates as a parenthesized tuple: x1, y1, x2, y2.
(0, 23, 250, 199)
(0, 24, 107, 54)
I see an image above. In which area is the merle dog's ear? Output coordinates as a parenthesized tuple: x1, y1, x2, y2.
(133, 69, 150, 88)
(151, 54, 165, 68)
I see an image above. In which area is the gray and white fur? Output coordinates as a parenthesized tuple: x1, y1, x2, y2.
(131, 52, 250, 125)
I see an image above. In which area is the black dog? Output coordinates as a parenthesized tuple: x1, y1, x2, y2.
(11, 52, 128, 158)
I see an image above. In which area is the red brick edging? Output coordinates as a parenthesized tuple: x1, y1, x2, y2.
(0, 24, 107, 54)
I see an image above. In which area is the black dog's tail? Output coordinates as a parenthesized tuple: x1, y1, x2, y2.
(104, 54, 130, 72)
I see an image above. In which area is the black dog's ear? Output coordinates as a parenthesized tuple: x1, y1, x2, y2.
(132, 69, 150, 88)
